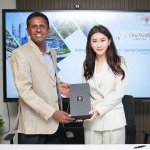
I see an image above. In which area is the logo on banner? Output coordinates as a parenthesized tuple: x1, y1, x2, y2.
(141, 15, 150, 25)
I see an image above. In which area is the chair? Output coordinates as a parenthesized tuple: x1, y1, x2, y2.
(141, 130, 150, 144)
(4, 133, 15, 144)
(122, 95, 136, 144)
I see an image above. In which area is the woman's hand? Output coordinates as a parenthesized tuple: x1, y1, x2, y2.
(84, 109, 99, 122)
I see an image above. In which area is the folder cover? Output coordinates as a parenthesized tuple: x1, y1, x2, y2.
(70, 83, 91, 120)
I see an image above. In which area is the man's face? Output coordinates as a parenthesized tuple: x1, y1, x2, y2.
(27, 16, 49, 45)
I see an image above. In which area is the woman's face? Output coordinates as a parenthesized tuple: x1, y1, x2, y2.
(90, 32, 111, 57)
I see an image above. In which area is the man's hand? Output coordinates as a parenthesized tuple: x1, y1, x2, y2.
(52, 110, 74, 123)
(59, 82, 70, 97)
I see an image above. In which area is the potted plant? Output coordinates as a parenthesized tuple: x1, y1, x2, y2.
(0, 115, 4, 143)
(0, 115, 4, 132)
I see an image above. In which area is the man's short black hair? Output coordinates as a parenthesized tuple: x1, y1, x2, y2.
(26, 12, 49, 29)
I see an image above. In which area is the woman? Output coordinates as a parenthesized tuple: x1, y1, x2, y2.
(82, 25, 128, 144)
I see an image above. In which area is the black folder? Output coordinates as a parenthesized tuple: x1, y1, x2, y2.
(70, 83, 91, 120)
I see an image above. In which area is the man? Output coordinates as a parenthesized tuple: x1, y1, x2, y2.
(11, 12, 74, 144)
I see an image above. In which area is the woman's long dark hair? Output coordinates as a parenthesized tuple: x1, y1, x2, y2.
(83, 25, 125, 80)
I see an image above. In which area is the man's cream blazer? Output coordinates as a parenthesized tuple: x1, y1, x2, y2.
(11, 40, 59, 134)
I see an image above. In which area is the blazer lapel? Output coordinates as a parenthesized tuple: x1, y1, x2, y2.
(93, 61, 108, 98)
(94, 61, 107, 87)
(28, 41, 56, 83)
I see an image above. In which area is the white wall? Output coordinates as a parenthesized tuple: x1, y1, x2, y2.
(0, 0, 18, 144)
